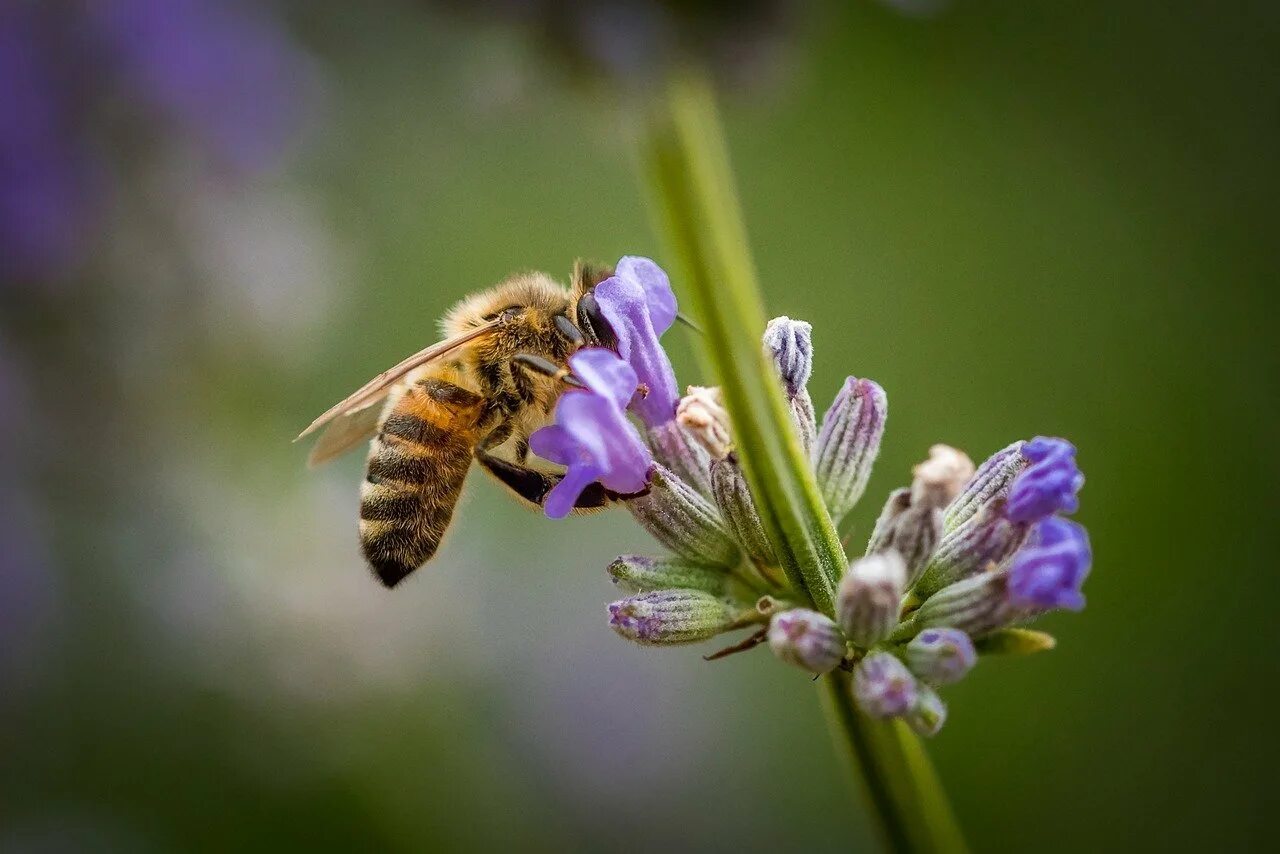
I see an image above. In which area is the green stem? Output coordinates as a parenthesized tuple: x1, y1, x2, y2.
(822, 673, 969, 853)
(637, 71, 843, 616)
(634, 69, 968, 854)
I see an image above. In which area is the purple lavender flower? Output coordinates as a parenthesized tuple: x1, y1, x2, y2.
(1007, 517, 1092, 611)
(594, 256, 680, 428)
(1, 0, 313, 283)
(853, 652, 919, 718)
(86, 0, 314, 173)
(0, 4, 96, 282)
(529, 348, 653, 518)
(1005, 436, 1084, 524)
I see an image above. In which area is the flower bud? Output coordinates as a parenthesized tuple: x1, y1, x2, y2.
(645, 420, 714, 497)
(1007, 517, 1091, 611)
(608, 590, 744, 645)
(866, 488, 910, 554)
(904, 572, 1021, 639)
(866, 496, 943, 587)
(912, 502, 1027, 600)
(627, 465, 740, 568)
(676, 385, 731, 460)
(763, 317, 817, 454)
(905, 628, 976, 686)
(837, 552, 907, 648)
(607, 555, 727, 595)
(906, 686, 947, 737)
(1005, 437, 1084, 523)
(768, 609, 846, 674)
(762, 316, 813, 398)
(911, 444, 975, 508)
(942, 441, 1024, 533)
(710, 455, 776, 567)
(814, 377, 887, 522)
(852, 652, 918, 718)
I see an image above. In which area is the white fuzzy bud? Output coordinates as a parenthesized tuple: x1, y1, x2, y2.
(837, 551, 907, 648)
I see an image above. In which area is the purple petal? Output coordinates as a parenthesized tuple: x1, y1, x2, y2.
(616, 255, 676, 334)
(544, 461, 603, 519)
(569, 347, 638, 411)
(1006, 436, 1084, 523)
(595, 274, 679, 427)
(1007, 517, 1092, 611)
(528, 423, 577, 466)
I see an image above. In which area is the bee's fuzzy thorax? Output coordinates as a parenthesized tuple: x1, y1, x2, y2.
(441, 271, 571, 338)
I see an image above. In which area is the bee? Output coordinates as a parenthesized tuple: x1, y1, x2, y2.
(297, 260, 627, 588)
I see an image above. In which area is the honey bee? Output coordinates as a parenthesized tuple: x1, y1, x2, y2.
(297, 261, 625, 587)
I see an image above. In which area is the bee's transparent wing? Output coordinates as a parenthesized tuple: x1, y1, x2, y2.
(294, 319, 498, 443)
(306, 402, 384, 467)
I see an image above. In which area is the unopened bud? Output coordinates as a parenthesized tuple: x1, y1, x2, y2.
(852, 652, 918, 718)
(903, 572, 1022, 639)
(608, 590, 743, 645)
(837, 552, 907, 648)
(768, 609, 846, 674)
(913, 502, 1028, 600)
(942, 441, 1025, 532)
(911, 444, 975, 507)
(866, 494, 943, 587)
(905, 628, 976, 686)
(645, 420, 714, 497)
(607, 555, 727, 595)
(814, 377, 887, 522)
(627, 465, 740, 568)
(710, 455, 776, 566)
(763, 317, 817, 454)
(906, 686, 947, 737)
(676, 385, 731, 460)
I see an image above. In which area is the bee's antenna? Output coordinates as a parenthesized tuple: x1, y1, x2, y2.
(675, 312, 702, 334)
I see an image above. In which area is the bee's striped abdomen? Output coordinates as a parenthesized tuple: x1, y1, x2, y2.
(360, 375, 486, 587)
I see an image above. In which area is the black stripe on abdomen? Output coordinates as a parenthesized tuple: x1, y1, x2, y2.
(380, 411, 452, 447)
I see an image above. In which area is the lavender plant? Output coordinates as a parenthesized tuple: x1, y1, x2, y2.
(531, 260, 1090, 731)
(528, 69, 1091, 852)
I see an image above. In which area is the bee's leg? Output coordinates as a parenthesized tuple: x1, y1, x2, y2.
(511, 354, 585, 389)
(475, 451, 617, 511)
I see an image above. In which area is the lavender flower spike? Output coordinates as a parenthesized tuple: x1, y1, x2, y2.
(814, 377, 888, 523)
(1005, 437, 1085, 523)
(528, 348, 652, 518)
(853, 652, 919, 718)
(768, 609, 847, 674)
(609, 590, 743, 645)
(595, 257, 680, 428)
(1007, 517, 1092, 611)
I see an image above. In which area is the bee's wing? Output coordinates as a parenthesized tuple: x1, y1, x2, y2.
(305, 402, 384, 468)
(294, 320, 498, 443)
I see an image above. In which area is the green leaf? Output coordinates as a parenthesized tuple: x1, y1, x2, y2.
(638, 73, 846, 617)
(975, 628, 1058, 656)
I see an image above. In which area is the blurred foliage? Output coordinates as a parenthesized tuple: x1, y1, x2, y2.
(2, 1, 1276, 851)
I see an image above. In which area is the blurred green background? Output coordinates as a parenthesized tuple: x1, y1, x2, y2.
(2, 1, 1276, 851)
